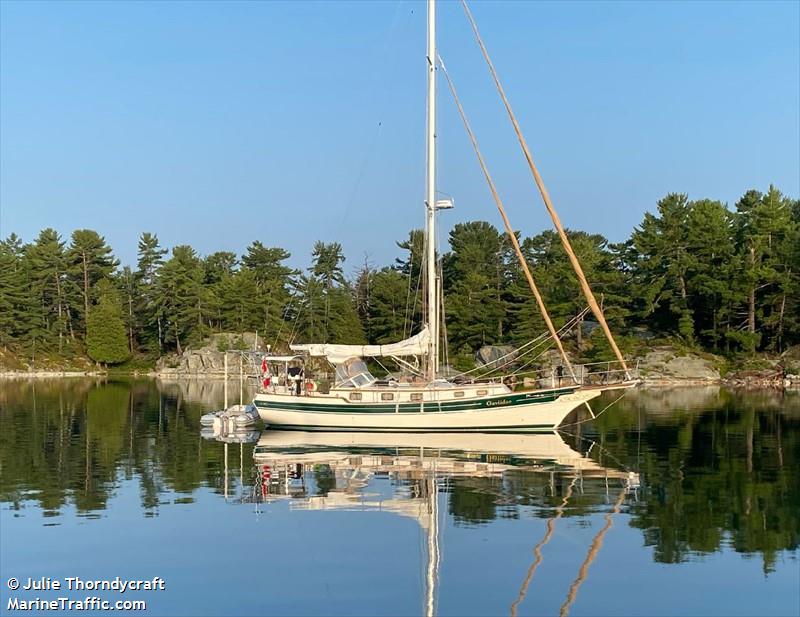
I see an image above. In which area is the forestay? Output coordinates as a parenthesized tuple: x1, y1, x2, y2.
(290, 327, 430, 365)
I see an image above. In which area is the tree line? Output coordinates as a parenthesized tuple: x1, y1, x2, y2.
(1, 185, 797, 366)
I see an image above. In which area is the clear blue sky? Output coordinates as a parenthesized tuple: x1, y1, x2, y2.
(1, 0, 798, 273)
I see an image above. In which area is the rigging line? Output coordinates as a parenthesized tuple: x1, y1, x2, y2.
(558, 487, 627, 617)
(419, 228, 429, 341)
(393, 355, 424, 376)
(286, 298, 305, 346)
(557, 391, 627, 430)
(558, 428, 634, 477)
(460, 0, 629, 377)
(412, 246, 425, 337)
(455, 326, 554, 380)
(471, 336, 552, 381)
(454, 326, 552, 379)
(336, 120, 384, 231)
(493, 307, 591, 378)
(337, 0, 407, 233)
(507, 311, 587, 374)
(463, 333, 551, 382)
(403, 233, 426, 339)
(510, 476, 578, 617)
(402, 251, 414, 340)
(434, 218, 449, 372)
(463, 306, 590, 381)
(438, 258, 450, 371)
(272, 294, 297, 348)
(506, 309, 588, 373)
(506, 346, 558, 378)
(437, 54, 575, 380)
(372, 356, 393, 378)
(456, 336, 548, 382)
(503, 341, 565, 380)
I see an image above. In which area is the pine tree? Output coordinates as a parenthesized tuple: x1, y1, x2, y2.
(443, 222, 507, 351)
(202, 251, 239, 333)
(0, 234, 34, 345)
(154, 245, 208, 355)
(683, 199, 736, 349)
(783, 199, 800, 348)
(67, 230, 118, 335)
(367, 269, 408, 344)
(293, 274, 327, 343)
(502, 232, 545, 345)
(395, 230, 425, 279)
(214, 269, 261, 334)
(515, 229, 630, 350)
(353, 257, 375, 342)
(118, 266, 136, 354)
(204, 251, 238, 284)
(734, 186, 796, 351)
(25, 229, 71, 351)
(628, 194, 695, 342)
(310, 241, 346, 288)
(394, 229, 425, 334)
(326, 285, 366, 344)
(241, 241, 296, 341)
(135, 232, 167, 353)
(86, 279, 130, 366)
(294, 242, 364, 344)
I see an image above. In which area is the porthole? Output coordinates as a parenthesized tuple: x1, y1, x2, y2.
(381, 393, 394, 401)
(349, 392, 362, 401)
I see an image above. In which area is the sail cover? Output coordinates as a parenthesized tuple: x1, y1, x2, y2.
(290, 327, 430, 364)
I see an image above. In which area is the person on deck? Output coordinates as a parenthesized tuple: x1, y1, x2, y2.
(288, 366, 304, 396)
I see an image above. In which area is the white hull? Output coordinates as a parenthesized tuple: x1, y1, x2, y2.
(254, 387, 606, 431)
(253, 430, 634, 480)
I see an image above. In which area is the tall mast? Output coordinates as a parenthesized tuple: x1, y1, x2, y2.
(425, 0, 439, 381)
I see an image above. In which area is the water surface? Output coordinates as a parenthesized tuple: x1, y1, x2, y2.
(1, 379, 798, 616)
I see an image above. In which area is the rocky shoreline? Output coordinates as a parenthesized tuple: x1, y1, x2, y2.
(3, 343, 799, 390)
(0, 370, 105, 378)
(636, 348, 799, 389)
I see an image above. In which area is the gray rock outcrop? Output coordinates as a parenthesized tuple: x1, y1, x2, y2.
(638, 347, 721, 384)
(475, 345, 518, 370)
(155, 332, 267, 377)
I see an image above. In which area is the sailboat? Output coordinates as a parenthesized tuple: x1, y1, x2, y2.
(253, 0, 638, 431)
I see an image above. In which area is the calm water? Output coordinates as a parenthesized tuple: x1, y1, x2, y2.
(1, 379, 798, 617)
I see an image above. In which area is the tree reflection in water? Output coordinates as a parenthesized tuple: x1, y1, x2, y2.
(0, 378, 798, 576)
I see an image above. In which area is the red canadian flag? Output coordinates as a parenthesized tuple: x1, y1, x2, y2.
(261, 357, 267, 374)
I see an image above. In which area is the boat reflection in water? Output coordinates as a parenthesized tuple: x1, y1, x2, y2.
(251, 430, 639, 617)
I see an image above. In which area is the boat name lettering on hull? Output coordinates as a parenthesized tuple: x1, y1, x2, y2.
(486, 399, 511, 407)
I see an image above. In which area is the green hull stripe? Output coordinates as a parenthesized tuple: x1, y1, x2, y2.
(254, 388, 575, 415)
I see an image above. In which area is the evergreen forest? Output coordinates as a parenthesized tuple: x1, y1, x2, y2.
(1, 186, 798, 369)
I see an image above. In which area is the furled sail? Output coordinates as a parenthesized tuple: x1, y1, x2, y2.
(290, 327, 430, 364)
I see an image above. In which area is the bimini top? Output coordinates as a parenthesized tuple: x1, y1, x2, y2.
(290, 327, 430, 365)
